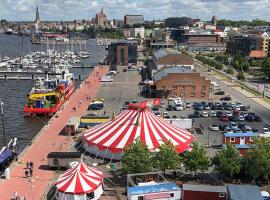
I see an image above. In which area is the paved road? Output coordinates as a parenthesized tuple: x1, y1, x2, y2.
(97, 66, 141, 115)
(197, 63, 270, 125)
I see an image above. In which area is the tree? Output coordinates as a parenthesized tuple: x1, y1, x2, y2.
(242, 63, 250, 72)
(122, 138, 152, 174)
(153, 141, 181, 174)
(261, 58, 270, 80)
(183, 141, 209, 176)
(137, 32, 142, 45)
(246, 138, 270, 183)
(226, 67, 234, 75)
(211, 143, 241, 179)
(237, 72, 245, 81)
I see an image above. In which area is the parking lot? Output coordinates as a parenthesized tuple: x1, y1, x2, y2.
(90, 65, 269, 157)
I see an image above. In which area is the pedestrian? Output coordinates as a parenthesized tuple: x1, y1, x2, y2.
(14, 191, 18, 200)
(26, 161, 29, 169)
(25, 170, 29, 177)
(29, 161, 33, 169)
(29, 168, 33, 177)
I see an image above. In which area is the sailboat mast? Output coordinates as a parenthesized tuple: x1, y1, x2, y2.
(1, 101, 6, 146)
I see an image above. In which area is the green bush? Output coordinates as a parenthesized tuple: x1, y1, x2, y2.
(237, 72, 245, 80)
(226, 67, 234, 75)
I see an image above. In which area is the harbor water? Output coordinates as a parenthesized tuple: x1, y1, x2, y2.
(0, 33, 106, 152)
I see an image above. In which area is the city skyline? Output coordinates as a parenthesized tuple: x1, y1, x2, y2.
(0, 0, 269, 22)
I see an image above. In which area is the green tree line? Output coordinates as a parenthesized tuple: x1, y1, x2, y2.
(122, 138, 270, 184)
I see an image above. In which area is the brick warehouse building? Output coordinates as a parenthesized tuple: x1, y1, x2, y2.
(108, 40, 137, 66)
(153, 66, 211, 99)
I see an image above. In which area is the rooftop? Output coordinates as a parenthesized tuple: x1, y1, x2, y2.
(127, 183, 180, 195)
(227, 184, 263, 200)
(153, 66, 193, 81)
(183, 184, 226, 193)
(249, 50, 268, 59)
(224, 132, 258, 137)
(153, 48, 179, 60)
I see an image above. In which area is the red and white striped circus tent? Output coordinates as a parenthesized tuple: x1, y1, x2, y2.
(83, 101, 193, 160)
(56, 161, 103, 200)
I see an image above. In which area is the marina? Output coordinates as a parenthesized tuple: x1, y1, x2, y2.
(0, 34, 107, 154)
(0, 65, 108, 199)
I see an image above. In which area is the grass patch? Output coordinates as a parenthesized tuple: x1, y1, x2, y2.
(263, 97, 270, 105)
(242, 84, 261, 97)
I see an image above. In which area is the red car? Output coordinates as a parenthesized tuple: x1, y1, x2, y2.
(221, 115, 229, 122)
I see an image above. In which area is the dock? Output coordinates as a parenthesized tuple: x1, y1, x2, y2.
(0, 65, 108, 199)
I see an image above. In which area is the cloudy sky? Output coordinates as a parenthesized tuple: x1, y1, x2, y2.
(0, 0, 269, 21)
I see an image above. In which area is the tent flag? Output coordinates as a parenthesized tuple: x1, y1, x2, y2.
(152, 98, 161, 107)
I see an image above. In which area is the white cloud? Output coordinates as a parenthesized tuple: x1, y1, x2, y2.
(1, 0, 270, 21)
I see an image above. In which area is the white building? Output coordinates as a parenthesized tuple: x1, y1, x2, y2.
(130, 27, 145, 39)
(214, 30, 228, 38)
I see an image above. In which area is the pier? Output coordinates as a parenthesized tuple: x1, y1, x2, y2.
(0, 65, 108, 199)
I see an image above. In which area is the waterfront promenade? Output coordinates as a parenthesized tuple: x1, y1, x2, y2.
(0, 65, 108, 199)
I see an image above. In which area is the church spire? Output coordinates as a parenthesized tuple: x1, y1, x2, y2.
(36, 5, 40, 23)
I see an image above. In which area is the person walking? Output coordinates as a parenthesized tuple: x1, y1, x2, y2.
(25, 170, 29, 178)
(29, 168, 33, 177)
(14, 191, 18, 200)
(29, 161, 33, 169)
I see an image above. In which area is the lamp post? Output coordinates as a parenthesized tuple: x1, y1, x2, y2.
(208, 70, 213, 147)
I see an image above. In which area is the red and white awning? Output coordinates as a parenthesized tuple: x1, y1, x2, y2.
(83, 103, 192, 153)
(56, 162, 103, 194)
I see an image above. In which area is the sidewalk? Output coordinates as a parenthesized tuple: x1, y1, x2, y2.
(0, 66, 108, 200)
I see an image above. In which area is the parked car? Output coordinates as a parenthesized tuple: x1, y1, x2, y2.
(252, 128, 259, 133)
(216, 111, 223, 118)
(194, 104, 204, 111)
(226, 111, 233, 117)
(225, 127, 233, 133)
(262, 128, 270, 134)
(217, 105, 224, 110)
(163, 115, 170, 119)
(202, 111, 209, 118)
(244, 126, 252, 132)
(194, 111, 201, 118)
(210, 111, 217, 117)
(254, 115, 262, 122)
(235, 128, 242, 133)
(228, 116, 238, 122)
(215, 90, 225, 95)
(210, 125, 219, 131)
(245, 115, 255, 122)
(186, 102, 192, 108)
(230, 122, 238, 129)
(238, 115, 245, 121)
(240, 105, 248, 111)
(166, 105, 174, 111)
(220, 96, 232, 101)
(225, 105, 233, 111)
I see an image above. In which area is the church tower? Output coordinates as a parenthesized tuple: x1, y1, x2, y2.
(35, 5, 40, 31)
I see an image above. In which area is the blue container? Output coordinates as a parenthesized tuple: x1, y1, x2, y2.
(46, 81, 57, 89)
(35, 100, 44, 108)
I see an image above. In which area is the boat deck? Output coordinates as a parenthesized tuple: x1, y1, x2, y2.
(0, 65, 108, 199)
